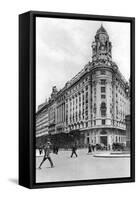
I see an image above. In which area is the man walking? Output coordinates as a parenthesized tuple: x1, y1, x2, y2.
(39, 143, 43, 155)
(70, 143, 78, 158)
(38, 141, 54, 169)
(88, 143, 92, 153)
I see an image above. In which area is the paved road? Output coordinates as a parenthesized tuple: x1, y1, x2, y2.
(36, 149, 130, 183)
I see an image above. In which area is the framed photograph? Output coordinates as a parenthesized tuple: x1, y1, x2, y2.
(19, 11, 135, 189)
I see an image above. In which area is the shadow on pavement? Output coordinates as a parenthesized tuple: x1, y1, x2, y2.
(8, 178, 18, 185)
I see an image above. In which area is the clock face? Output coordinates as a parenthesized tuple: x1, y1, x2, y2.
(99, 34, 106, 43)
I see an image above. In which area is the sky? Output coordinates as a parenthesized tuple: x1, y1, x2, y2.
(36, 17, 130, 110)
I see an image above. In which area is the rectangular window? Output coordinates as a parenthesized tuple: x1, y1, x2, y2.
(85, 85, 88, 90)
(101, 95, 106, 99)
(102, 119, 106, 125)
(101, 87, 106, 93)
(101, 110, 106, 117)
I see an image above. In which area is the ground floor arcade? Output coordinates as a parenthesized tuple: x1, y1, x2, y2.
(36, 127, 126, 149)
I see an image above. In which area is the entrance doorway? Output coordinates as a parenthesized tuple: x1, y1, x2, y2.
(100, 136, 107, 146)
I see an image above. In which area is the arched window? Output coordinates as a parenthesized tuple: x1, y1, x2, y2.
(100, 130, 107, 135)
(101, 102, 106, 109)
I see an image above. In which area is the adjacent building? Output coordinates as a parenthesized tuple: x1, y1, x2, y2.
(36, 25, 130, 148)
(125, 115, 131, 148)
(36, 104, 49, 147)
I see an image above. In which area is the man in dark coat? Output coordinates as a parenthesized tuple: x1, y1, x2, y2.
(88, 143, 92, 153)
(38, 141, 54, 169)
(70, 143, 78, 158)
(39, 143, 43, 155)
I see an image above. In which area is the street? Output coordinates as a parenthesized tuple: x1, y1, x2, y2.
(36, 149, 130, 183)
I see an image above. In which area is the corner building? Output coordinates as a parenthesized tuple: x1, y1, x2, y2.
(36, 25, 130, 148)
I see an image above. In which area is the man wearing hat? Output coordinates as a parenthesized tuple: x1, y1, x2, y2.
(38, 141, 54, 169)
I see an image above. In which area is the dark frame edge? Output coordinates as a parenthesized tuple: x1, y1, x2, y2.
(23, 10, 135, 22)
(19, 12, 33, 189)
(130, 17, 135, 182)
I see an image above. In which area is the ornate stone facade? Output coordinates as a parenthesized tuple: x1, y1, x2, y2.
(36, 25, 130, 148)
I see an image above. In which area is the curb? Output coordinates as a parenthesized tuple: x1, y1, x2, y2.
(93, 154, 130, 158)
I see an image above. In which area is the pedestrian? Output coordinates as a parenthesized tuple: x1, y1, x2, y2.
(55, 145, 59, 154)
(88, 143, 92, 153)
(39, 143, 43, 155)
(53, 145, 56, 154)
(38, 141, 54, 169)
(70, 143, 78, 157)
(92, 144, 95, 151)
(53, 145, 59, 154)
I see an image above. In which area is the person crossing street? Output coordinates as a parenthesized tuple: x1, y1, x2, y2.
(38, 141, 54, 169)
(70, 143, 78, 158)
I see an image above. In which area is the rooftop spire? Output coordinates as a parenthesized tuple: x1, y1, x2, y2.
(96, 24, 108, 35)
(92, 25, 112, 63)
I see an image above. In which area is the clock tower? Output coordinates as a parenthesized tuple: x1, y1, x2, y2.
(91, 24, 112, 63)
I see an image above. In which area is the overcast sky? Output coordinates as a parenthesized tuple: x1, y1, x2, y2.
(36, 17, 130, 110)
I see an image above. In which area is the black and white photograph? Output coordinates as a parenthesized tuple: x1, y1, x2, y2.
(35, 16, 132, 184)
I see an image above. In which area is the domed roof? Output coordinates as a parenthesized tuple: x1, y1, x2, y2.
(96, 24, 108, 35)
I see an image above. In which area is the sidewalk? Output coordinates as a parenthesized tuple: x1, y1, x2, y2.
(36, 149, 130, 158)
(93, 151, 130, 158)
